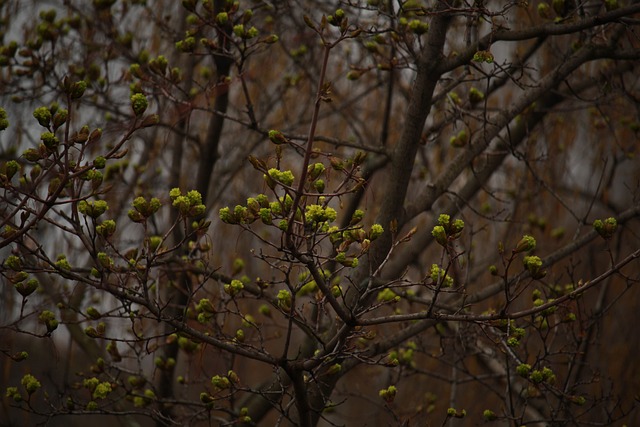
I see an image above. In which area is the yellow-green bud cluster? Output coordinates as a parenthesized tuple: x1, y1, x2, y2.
(277, 289, 292, 312)
(130, 93, 148, 116)
(224, 279, 244, 297)
(78, 199, 108, 218)
(39, 310, 58, 333)
(377, 288, 399, 303)
(513, 234, 536, 253)
(429, 264, 453, 287)
(378, 385, 397, 403)
(128, 196, 161, 222)
(523, 255, 546, 279)
(21, 374, 41, 395)
(267, 168, 294, 186)
(305, 204, 337, 225)
(431, 214, 464, 246)
(529, 366, 555, 384)
(170, 188, 205, 217)
(593, 217, 617, 239)
(0, 108, 9, 131)
(33, 106, 52, 128)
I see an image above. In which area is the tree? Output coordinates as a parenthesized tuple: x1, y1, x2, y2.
(1, 0, 640, 425)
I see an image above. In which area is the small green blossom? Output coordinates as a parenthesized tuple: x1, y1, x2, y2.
(78, 199, 109, 218)
(33, 106, 52, 127)
(259, 208, 272, 224)
(305, 204, 337, 224)
(93, 382, 112, 399)
(429, 264, 453, 287)
(378, 385, 397, 403)
(211, 375, 230, 390)
(4, 255, 23, 270)
(55, 254, 71, 270)
(468, 87, 485, 104)
(431, 225, 447, 246)
(277, 289, 292, 312)
(267, 168, 294, 186)
(377, 288, 398, 302)
(70, 80, 87, 99)
(219, 206, 234, 224)
(38, 310, 59, 333)
(408, 19, 429, 34)
(268, 129, 288, 144)
(21, 374, 41, 394)
(593, 217, 617, 239)
(483, 410, 497, 421)
(224, 279, 244, 297)
(15, 279, 39, 297)
(517, 364, 531, 377)
(216, 12, 228, 25)
(0, 107, 9, 131)
(6, 386, 22, 402)
(514, 234, 536, 253)
(523, 255, 545, 278)
(130, 93, 148, 116)
(41, 131, 59, 149)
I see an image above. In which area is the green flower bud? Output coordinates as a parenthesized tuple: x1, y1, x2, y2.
(431, 225, 447, 246)
(307, 162, 325, 181)
(513, 234, 536, 253)
(377, 288, 398, 302)
(593, 217, 617, 239)
(488, 265, 498, 275)
(41, 132, 59, 149)
(97, 252, 113, 269)
(408, 19, 429, 34)
(369, 224, 384, 240)
(483, 410, 497, 421)
(70, 80, 87, 99)
(277, 289, 292, 312)
(130, 93, 148, 116)
(259, 304, 271, 317)
(15, 278, 39, 297)
(219, 206, 235, 224)
(4, 255, 23, 271)
(52, 109, 68, 129)
(523, 255, 546, 279)
(233, 24, 244, 37)
(216, 12, 228, 25)
(537, 2, 551, 18)
(468, 87, 484, 104)
(92, 382, 112, 399)
(268, 129, 288, 145)
(33, 106, 52, 127)
(38, 310, 58, 333)
(21, 374, 41, 394)
(211, 375, 231, 390)
(378, 385, 397, 403)
(0, 107, 9, 131)
(224, 279, 244, 297)
(259, 208, 272, 224)
(516, 363, 531, 377)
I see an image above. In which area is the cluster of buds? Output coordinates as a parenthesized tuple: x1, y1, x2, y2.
(523, 255, 546, 279)
(431, 214, 464, 246)
(195, 298, 215, 324)
(593, 217, 617, 239)
(170, 188, 206, 218)
(223, 279, 244, 297)
(378, 385, 397, 403)
(429, 264, 454, 287)
(128, 196, 161, 222)
(78, 199, 108, 219)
